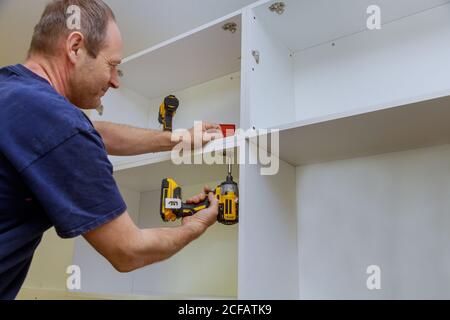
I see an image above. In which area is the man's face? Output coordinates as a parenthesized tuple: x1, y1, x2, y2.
(69, 21, 123, 109)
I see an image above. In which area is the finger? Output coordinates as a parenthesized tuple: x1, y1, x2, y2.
(198, 193, 207, 202)
(208, 192, 219, 209)
(186, 196, 198, 204)
(205, 128, 223, 134)
(203, 122, 221, 131)
(187, 193, 207, 204)
(205, 128, 223, 135)
(203, 186, 212, 194)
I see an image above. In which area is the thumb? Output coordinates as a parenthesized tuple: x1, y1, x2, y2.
(208, 192, 219, 210)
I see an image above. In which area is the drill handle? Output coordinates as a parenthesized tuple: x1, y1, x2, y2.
(181, 198, 211, 217)
(164, 114, 174, 132)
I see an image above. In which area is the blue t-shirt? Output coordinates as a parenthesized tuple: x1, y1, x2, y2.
(0, 64, 127, 300)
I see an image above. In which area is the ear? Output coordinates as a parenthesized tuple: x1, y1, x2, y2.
(66, 31, 85, 64)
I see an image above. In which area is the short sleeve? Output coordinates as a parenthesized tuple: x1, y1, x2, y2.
(20, 129, 127, 239)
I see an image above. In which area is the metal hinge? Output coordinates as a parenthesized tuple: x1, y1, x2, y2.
(222, 22, 238, 34)
(269, 2, 286, 15)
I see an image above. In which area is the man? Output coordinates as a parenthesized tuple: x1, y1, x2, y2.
(0, 0, 222, 300)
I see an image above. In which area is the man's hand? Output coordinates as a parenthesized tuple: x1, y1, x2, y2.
(182, 186, 219, 234)
(187, 122, 223, 148)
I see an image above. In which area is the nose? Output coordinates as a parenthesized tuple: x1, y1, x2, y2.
(110, 69, 120, 89)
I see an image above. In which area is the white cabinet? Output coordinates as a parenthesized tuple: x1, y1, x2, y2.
(73, 10, 243, 299)
(73, 0, 450, 299)
(90, 11, 242, 170)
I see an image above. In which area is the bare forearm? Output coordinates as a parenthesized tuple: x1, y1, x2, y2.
(84, 198, 218, 273)
(128, 225, 204, 271)
(93, 121, 175, 156)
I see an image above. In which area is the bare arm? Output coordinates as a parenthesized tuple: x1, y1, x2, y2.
(93, 121, 223, 156)
(93, 121, 175, 156)
(83, 191, 218, 273)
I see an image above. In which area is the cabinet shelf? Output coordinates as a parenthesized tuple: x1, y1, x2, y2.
(119, 12, 241, 101)
(273, 92, 450, 166)
(112, 135, 241, 172)
(113, 136, 240, 192)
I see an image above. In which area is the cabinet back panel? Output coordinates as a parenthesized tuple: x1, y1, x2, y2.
(71, 187, 141, 296)
(93, 87, 151, 167)
(94, 73, 241, 169)
(297, 144, 450, 299)
(133, 183, 238, 298)
(147, 72, 241, 131)
(294, 4, 450, 121)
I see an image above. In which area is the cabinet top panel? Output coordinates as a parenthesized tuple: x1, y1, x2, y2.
(252, 0, 449, 52)
(118, 13, 242, 100)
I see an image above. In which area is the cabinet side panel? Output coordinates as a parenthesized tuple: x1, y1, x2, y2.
(294, 4, 450, 120)
(238, 143, 298, 299)
(246, 8, 295, 129)
(297, 144, 450, 299)
(240, 7, 252, 129)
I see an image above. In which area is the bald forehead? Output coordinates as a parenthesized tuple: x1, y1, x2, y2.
(103, 21, 123, 63)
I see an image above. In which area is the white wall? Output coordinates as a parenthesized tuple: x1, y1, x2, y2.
(297, 144, 450, 299)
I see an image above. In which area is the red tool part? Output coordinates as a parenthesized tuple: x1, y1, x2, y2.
(220, 124, 236, 137)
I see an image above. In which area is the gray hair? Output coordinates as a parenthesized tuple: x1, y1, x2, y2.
(28, 0, 116, 58)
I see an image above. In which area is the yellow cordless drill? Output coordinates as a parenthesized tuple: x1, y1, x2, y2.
(160, 163, 239, 225)
(158, 95, 179, 132)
